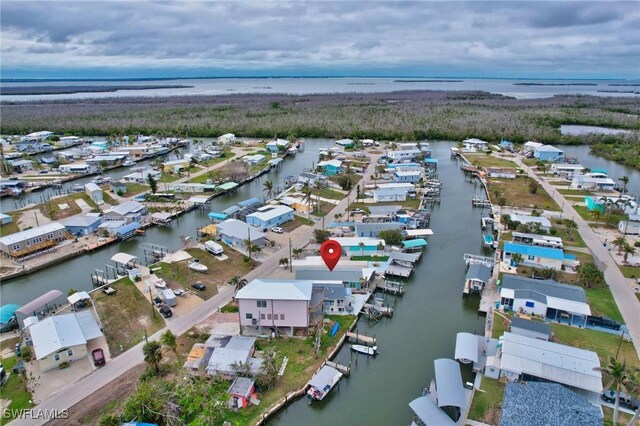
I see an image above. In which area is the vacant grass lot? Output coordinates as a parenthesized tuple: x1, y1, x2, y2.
(486, 176, 559, 211)
(465, 153, 517, 169)
(38, 193, 98, 219)
(619, 265, 640, 278)
(551, 323, 638, 370)
(93, 277, 165, 357)
(0, 356, 35, 423)
(152, 247, 256, 300)
(468, 377, 504, 425)
(281, 215, 314, 232)
(124, 182, 148, 195)
(0, 213, 20, 236)
(225, 316, 353, 426)
(564, 249, 594, 265)
(314, 187, 346, 200)
(585, 287, 625, 323)
(552, 226, 586, 247)
(557, 188, 594, 196)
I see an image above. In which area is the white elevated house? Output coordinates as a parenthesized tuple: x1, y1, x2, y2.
(461, 138, 489, 152)
(571, 175, 616, 191)
(523, 141, 543, 152)
(103, 201, 147, 223)
(386, 142, 422, 163)
(218, 133, 236, 145)
(59, 163, 92, 174)
(550, 163, 585, 179)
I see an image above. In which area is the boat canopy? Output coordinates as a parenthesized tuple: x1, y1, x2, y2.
(67, 291, 91, 305)
(434, 358, 467, 409)
(116, 222, 141, 236)
(110, 252, 138, 265)
(402, 238, 428, 249)
(308, 365, 342, 392)
(0, 304, 21, 324)
(454, 332, 480, 364)
(208, 212, 228, 221)
(15, 290, 64, 319)
(409, 396, 455, 425)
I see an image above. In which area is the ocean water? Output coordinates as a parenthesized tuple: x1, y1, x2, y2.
(2, 77, 639, 102)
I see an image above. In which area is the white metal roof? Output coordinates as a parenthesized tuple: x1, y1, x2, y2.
(509, 214, 551, 228)
(434, 358, 467, 409)
(332, 237, 385, 247)
(404, 229, 434, 237)
(499, 332, 602, 393)
(74, 310, 103, 340)
(246, 205, 293, 222)
(84, 182, 101, 192)
(535, 145, 564, 153)
(409, 396, 456, 425)
(376, 182, 415, 189)
(106, 200, 145, 216)
(455, 332, 480, 363)
(217, 219, 266, 241)
(0, 222, 65, 245)
(236, 279, 313, 301)
(317, 159, 342, 168)
(30, 314, 87, 359)
(67, 291, 91, 305)
(110, 252, 138, 265)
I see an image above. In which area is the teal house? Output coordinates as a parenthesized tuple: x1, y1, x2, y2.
(317, 159, 343, 176)
(584, 196, 604, 213)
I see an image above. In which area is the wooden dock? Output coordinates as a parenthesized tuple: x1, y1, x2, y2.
(472, 197, 492, 208)
(363, 303, 394, 317)
(377, 280, 405, 295)
(346, 331, 377, 345)
(325, 360, 351, 376)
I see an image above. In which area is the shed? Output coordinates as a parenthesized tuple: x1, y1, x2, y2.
(228, 377, 256, 409)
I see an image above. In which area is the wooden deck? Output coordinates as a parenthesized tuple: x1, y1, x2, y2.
(325, 360, 351, 376)
(345, 331, 376, 345)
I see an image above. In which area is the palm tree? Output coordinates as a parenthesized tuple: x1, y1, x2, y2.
(510, 253, 524, 267)
(143, 341, 162, 374)
(359, 242, 365, 257)
(595, 357, 635, 426)
(624, 374, 640, 426)
(263, 180, 274, 200)
(244, 238, 253, 260)
(301, 184, 313, 218)
(161, 330, 178, 357)
(622, 243, 636, 263)
(619, 176, 629, 195)
(228, 275, 248, 292)
(612, 236, 627, 255)
(292, 248, 304, 259)
(591, 209, 601, 226)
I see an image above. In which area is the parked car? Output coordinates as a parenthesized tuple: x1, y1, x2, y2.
(91, 348, 106, 367)
(601, 390, 640, 410)
(351, 208, 365, 214)
(191, 282, 206, 291)
(39, 170, 49, 174)
(271, 227, 284, 234)
(586, 316, 621, 330)
(159, 305, 173, 318)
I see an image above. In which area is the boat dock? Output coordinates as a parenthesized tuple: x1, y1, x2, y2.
(384, 264, 412, 277)
(376, 279, 405, 295)
(346, 331, 377, 345)
(471, 196, 492, 208)
(363, 303, 394, 317)
(463, 253, 495, 268)
(324, 360, 351, 376)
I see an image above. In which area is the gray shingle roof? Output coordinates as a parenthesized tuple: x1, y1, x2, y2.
(501, 275, 587, 303)
(466, 263, 492, 283)
(510, 317, 552, 335)
(513, 289, 548, 304)
(500, 382, 602, 426)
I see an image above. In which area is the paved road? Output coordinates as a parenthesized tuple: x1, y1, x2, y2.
(13, 151, 383, 426)
(515, 156, 640, 358)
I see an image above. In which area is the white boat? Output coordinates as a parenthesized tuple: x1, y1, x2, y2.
(350, 344, 378, 356)
(71, 184, 83, 192)
(188, 259, 208, 273)
(307, 365, 342, 401)
(153, 279, 167, 289)
(122, 160, 136, 167)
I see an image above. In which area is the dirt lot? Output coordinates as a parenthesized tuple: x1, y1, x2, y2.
(153, 248, 257, 300)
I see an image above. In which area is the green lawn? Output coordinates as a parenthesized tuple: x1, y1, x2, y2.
(159, 173, 179, 183)
(498, 231, 512, 251)
(200, 152, 235, 166)
(93, 277, 165, 357)
(0, 356, 35, 423)
(314, 188, 345, 200)
(557, 188, 594, 196)
(102, 190, 119, 206)
(281, 215, 314, 232)
(40, 193, 98, 219)
(468, 377, 505, 425)
(551, 322, 638, 369)
(0, 214, 20, 236)
(564, 250, 594, 265)
(603, 406, 633, 426)
(492, 312, 512, 339)
(351, 255, 388, 261)
(552, 227, 586, 247)
(124, 182, 148, 195)
(573, 205, 595, 221)
(486, 176, 559, 211)
(619, 265, 640, 279)
(465, 153, 517, 169)
(585, 287, 625, 323)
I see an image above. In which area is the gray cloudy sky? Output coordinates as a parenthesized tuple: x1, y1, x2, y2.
(1, 1, 639, 79)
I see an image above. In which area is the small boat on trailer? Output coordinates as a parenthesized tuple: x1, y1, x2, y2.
(350, 344, 378, 356)
(188, 259, 208, 273)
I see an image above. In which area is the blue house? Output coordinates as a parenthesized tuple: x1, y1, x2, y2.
(583, 196, 605, 213)
(393, 170, 421, 183)
(245, 205, 294, 229)
(354, 222, 404, 237)
(499, 139, 514, 151)
(116, 222, 141, 240)
(503, 242, 576, 271)
(317, 159, 342, 176)
(62, 215, 103, 236)
(533, 145, 565, 162)
(333, 237, 385, 254)
(266, 138, 289, 153)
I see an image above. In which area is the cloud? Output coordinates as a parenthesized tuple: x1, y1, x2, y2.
(1, 1, 639, 78)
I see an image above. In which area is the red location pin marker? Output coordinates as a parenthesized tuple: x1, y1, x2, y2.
(320, 239, 342, 271)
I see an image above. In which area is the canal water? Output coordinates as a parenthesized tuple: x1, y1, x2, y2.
(268, 142, 487, 426)
(0, 138, 333, 306)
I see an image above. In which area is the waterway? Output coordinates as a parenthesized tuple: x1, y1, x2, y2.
(560, 124, 634, 136)
(0, 138, 334, 306)
(269, 142, 487, 426)
(2, 77, 639, 102)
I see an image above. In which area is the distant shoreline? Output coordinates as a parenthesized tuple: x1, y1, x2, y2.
(514, 83, 598, 86)
(394, 79, 463, 83)
(1, 85, 194, 96)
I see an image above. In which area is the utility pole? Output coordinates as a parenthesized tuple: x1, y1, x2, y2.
(288, 237, 293, 273)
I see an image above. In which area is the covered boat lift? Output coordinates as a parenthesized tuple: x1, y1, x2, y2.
(454, 332, 480, 365)
(15, 289, 64, 327)
(434, 358, 466, 410)
(409, 395, 455, 426)
(307, 365, 343, 401)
